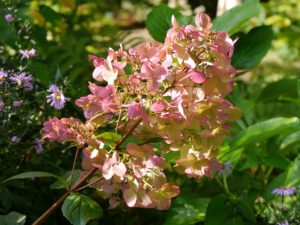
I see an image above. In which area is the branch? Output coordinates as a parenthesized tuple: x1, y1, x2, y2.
(32, 167, 97, 225)
(68, 146, 80, 189)
(32, 118, 143, 224)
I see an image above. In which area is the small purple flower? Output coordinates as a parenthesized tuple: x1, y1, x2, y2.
(46, 84, 70, 110)
(13, 101, 21, 107)
(272, 187, 296, 196)
(0, 98, 4, 111)
(0, 70, 8, 85)
(19, 49, 36, 60)
(277, 220, 289, 225)
(218, 161, 232, 177)
(11, 136, 20, 142)
(35, 138, 44, 154)
(5, 14, 13, 22)
(10, 72, 33, 90)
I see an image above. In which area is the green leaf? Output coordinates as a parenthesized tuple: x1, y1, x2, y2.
(146, 4, 189, 43)
(212, 0, 260, 34)
(280, 130, 300, 150)
(204, 195, 232, 225)
(2, 171, 68, 189)
(238, 200, 256, 223)
(0, 212, 26, 225)
(50, 170, 80, 190)
(264, 155, 289, 169)
(232, 26, 273, 70)
(297, 79, 300, 98)
(218, 144, 244, 169)
(230, 117, 300, 150)
(164, 194, 210, 225)
(61, 193, 103, 225)
(258, 79, 298, 102)
(96, 132, 121, 143)
(39, 5, 61, 25)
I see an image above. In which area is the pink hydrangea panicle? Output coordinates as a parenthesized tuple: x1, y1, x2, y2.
(46, 84, 70, 110)
(42, 12, 242, 211)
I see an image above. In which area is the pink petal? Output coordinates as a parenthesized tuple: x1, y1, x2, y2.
(189, 71, 205, 84)
(114, 162, 127, 177)
(150, 102, 165, 112)
(123, 188, 137, 207)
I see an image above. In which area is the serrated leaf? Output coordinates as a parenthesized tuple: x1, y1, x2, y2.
(2, 171, 68, 189)
(280, 130, 300, 150)
(232, 26, 273, 70)
(146, 4, 189, 43)
(50, 170, 80, 190)
(62, 193, 103, 225)
(230, 117, 300, 150)
(212, 0, 260, 34)
(0, 212, 26, 225)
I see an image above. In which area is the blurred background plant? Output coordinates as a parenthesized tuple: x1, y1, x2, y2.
(0, 0, 300, 224)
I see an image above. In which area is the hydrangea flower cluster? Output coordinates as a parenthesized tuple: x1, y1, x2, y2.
(43, 14, 241, 210)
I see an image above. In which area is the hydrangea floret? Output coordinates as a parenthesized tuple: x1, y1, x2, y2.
(42, 13, 241, 210)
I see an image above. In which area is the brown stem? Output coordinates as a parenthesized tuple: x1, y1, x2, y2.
(115, 109, 123, 133)
(32, 118, 143, 224)
(115, 118, 142, 149)
(74, 177, 103, 192)
(121, 117, 130, 135)
(32, 167, 97, 225)
(68, 146, 80, 189)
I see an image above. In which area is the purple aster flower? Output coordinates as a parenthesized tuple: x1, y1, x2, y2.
(0, 69, 8, 85)
(19, 49, 36, 60)
(34, 138, 44, 154)
(277, 220, 289, 225)
(5, 14, 13, 22)
(0, 98, 3, 111)
(11, 136, 20, 142)
(272, 187, 296, 196)
(13, 101, 21, 107)
(46, 84, 70, 110)
(218, 161, 233, 177)
(10, 72, 33, 90)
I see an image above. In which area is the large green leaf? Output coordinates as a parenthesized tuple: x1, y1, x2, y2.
(164, 194, 210, 225)
(61, 193, 103, 225)
(146, 4, 189, 43)
(212, 0, 260, 34)
(232, 26, 273, 70)
(230, 117, 300, 150)
(50, 170, 80, 190)
(2, 171, 68, 189)
(0, 212, 26, 225)
(280, 130, 300, 150)
(257, 79, 298, 102)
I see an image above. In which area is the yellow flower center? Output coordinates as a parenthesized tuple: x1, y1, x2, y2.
(55, 93, 61, 100)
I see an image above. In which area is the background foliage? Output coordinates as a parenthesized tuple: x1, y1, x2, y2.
(0, 0, 300, 224)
